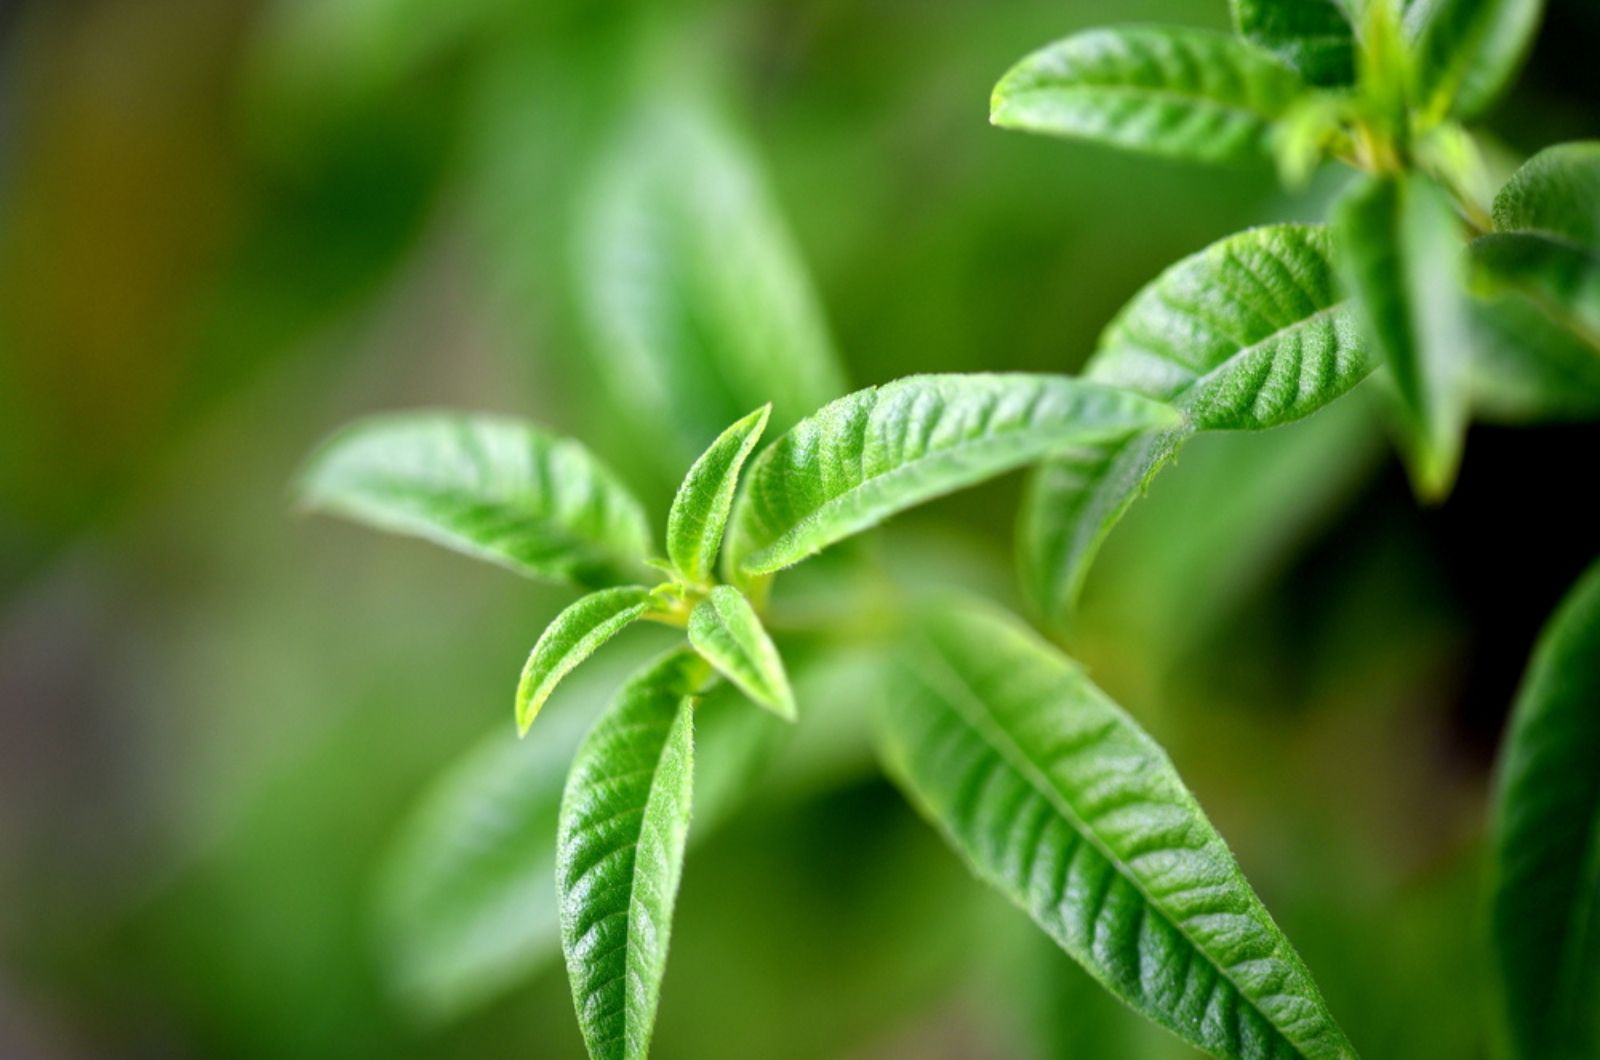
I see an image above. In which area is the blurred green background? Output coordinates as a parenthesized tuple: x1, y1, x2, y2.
(2, 0, 1597, 1056)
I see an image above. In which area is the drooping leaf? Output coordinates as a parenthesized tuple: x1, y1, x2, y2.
(299, 412, 652, 587)
(515, 586, 656, 736)
(1487, 559, 1600, 1060)
(1493, 142, 1600, 248)
(687, 586, 795, 721)
(1019, 224, 1368, 623)
(1231, 0, 1355, 86)
(558, 649, 701, 1060)
(1333, 173, 1473, 499)
(877, 602, 1354, 1059)
(1470, 233, 1600, 349)
(575, 95, 846, 476)
(1407, 0, 1544, 120)
(666, 404, 771, 586)
(727, 373, 1179, 578)
(990, 26, 1308, 165)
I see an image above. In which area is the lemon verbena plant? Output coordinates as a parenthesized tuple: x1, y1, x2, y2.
(299, 1, 1599, 1056)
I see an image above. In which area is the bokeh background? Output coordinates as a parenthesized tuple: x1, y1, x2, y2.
(2, 0, 1598, 1056)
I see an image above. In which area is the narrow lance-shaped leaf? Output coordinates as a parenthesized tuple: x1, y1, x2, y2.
(516, 586, 656, 737)
(687, 585, 795, 721)
(990, 26, 1308, 165)
(558, 649, 701, 1060)
(666, 404, 770, 586)
(877, 602, 1355, 1060)
(1333, 173, 1473, 499)
(576, 95, 846, 476)
(1493, 142, 1600, 248)
(1488, 559, 1600, 1060)
(1019, 224, 1369, 624)
(1230, 0, 1355, 86)
(727, 373, 1179, 579)
(299, 412, 652, 587)
(1407, 0, 1544, 121)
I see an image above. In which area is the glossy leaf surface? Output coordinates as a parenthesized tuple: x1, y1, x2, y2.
(687, 586, 795, 721)
(1488, 559, 1600, 1060)
(558, 650, 700, 1060)
(728, 373, 1178, 578)
(515, 586, 655, 736)
(666, 404, 770, 586)
(300, 413, 651, 587)
(1019, 224, 1367, 623)
(1231, 0, 1354, 85)
(990, 26, 1306, 165)
(878, 603, 1354, 1059)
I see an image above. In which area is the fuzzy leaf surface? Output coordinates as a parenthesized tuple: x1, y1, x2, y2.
(516, 586, 655, 736)
(728, 373, 1178, 578)
(687, 586, 795, 721)
(1488, 559, 1600, 1060)
(1333, 174, 1473, 498)
(558, 650, 700, 1060)
(1408, 0, 1544, 120)
(1019, 224, 1367, 623)
(1493, 142, 1600, 248)
(877, 602, 1354, 1059)
(1231, 0, 1354, 85)
(300, 413, 651, 587)
(990, 26, 1306, 165)
(666, 404, 770, 586)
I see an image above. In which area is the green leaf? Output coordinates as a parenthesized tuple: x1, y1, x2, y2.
(299, 412, 652, 587)
(1407, 0, 1544, 120)
(575, 95, 847, 476)
(728, 373, 1179, 578)
(877, 602, 1354, 1059)
(1470, 233, 1600, 349)
(687, 586, 795, 721)
(1231, 0, 1355, 86)
(1333, 173, 1473, 499)
(990, 26, 1307, 165)
(1018, 224, 1369, 623)
(558, 649, 701, 1060)
(1487, 559, 1600, 1060)
(666, 404, 771, 586)
(1493, 142, 1600, 249)
(515, 586, 656, 737)
(1471, 293, 1600, 423)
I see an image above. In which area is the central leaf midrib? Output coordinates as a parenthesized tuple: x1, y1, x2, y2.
(1004, 81, 1280, 127)
(910, 634, 1311, 1058)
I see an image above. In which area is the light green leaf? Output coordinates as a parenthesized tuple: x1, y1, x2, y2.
(1333, 173, 1473, 499)
(1488, 559, 1600, 1060)
(877, 602, 1354, 1059)
(1493, 142, 1600, 248)
(1407, 0, 1544, 120)
(1019, 224, 1369, 623)
(1231, 0, 1355, 86)
(515, 586, 655, 737)
(299, 412, 652, 587)
(666, 404, 771, 587)
(990, 26, 1308, 165)
(558, 649, 701, 1060)
(575, 95, 846, 476)
(687, 586, 795, 721)
(1470, 233, 1600, 349)
(728, 373, 1179, 579)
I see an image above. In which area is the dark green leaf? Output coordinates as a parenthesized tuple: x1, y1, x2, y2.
(1231, 0, 1355, 85)
(1408, 0, 1544, 120)
(515, 586, 655, 736)
(1333, 173, 1473, 499)
(299, 412, 652, 587)
(1488, 559, 1600, 1060)
(666, 404, 771, 586)
(878, 602, 1354, 1059)
(728, 373, 1179, 578)
(1019, 224, 1368, 623)
(990, 26, 1307, 165)
(558, 649, 701, 1060)
(576, 96, 847, 475)
(1470, 293, 1600, 422)
(1470, 233, 1600, 349)
(1493, 142, 1600, 249)
(687, 586, 795, 721)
